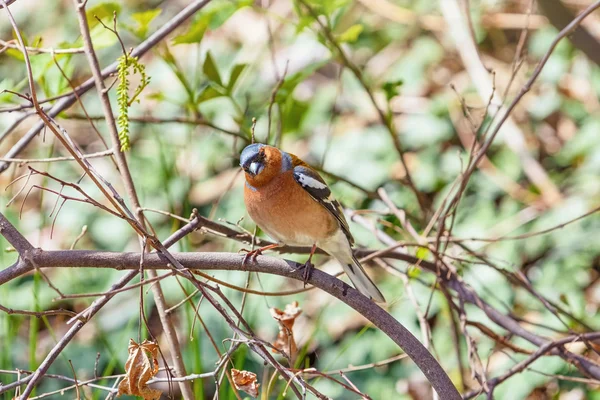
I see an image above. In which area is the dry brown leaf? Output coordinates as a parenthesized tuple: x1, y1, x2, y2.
(270, 301, 302, 359)
(117, 339, 162, 400)
(231, 368, 260, 398)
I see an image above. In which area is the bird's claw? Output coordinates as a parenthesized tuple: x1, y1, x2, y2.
(239, 248, 263, 268)
(292, 260, 314, 287)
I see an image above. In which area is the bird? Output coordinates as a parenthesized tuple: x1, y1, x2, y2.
(239, 143, 385, 303)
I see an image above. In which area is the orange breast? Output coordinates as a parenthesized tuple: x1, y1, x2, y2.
(244, 172, 338, 246)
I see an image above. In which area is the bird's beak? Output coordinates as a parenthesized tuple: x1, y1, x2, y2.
(248, 162, 262, 176)
(241, 161, 263, 176)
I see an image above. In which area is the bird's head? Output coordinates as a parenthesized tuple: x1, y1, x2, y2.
(240, 144, 288, 187)
(240, 143, 266, 177)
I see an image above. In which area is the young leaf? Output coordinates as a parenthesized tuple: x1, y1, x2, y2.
(407, 265, 421, 279)
(203, 51, 222, 86)
(337, 24, 363, 43)
(86, 2, 121, 28)
(277, 59, 330, 101)
(416, 247, 429, 260)
(172, 17, 208, 45)
(172, 0, 251, 45)
(4, 48, 24, 61)
(196, 85, 223, 104)
(87, 23, 119, 49)
(0, 79, 18, 104)
(227, 63, 248, 92)
(382, 79, 403, 101)
(206, 0, 252, 29)
(130, 9, 162, 38)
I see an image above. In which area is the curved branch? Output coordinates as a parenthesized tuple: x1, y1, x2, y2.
(26, 249, 461, 399)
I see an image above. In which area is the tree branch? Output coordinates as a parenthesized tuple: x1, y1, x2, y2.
(0, 212, 33, 253)
(0, 0, 213, 173)
(440, 0, 562, 206)
(0, 212, 206, 397)
(8, 248, 462, 400)
(537, 0, 600, 66)
(349, 213, 600, 389)
(67, 1, 213, 398)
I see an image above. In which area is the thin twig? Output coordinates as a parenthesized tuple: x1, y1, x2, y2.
(0, 39, 85, 54)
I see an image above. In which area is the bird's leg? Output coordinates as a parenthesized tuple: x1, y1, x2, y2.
(301, 243, 317, 286)
(239, 242, 281, 266)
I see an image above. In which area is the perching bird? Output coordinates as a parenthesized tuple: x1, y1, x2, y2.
(240, 143, 385, 302)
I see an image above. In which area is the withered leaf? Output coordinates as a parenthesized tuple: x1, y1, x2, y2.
(117, 338, 162, 400)
(270, 301, 302, 359)
(231, 368, 260, 398)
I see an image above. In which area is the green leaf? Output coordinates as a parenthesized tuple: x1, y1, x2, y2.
(172, 18, 208, 45)
(86, 23, 119, 49)
(337, 24, 363, 43)
(281, 98, 309, 134)
(196, 85, 224, 104)
(299, 0, 351, 18)
(86, 1, 121, 28)
(324, 0, 352, 15)
(416, 247, 429, 260)
(146, 91, 166, 101)
(277, 59, 330, 101)
(407, 265, 421, 279)
(227, 63, 247, 92)
(206, 0, 252, 30)
(130, 9, 162, 38)
(203, 52, 222, 86)
(0, 79, 17, 104)
(172, 0, 250, 45)
(4, 48, 24, 61)
(382, 79, 403, 101)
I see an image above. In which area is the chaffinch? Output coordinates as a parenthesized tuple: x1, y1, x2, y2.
(240, 143, 385, 303)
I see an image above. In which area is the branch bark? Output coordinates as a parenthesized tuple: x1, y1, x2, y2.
(537, 0, 600, 66)
(0, 212, 33, 253)
(349, 213, 600, 388)
(0, 213, 205, 396)
(7, 248, 462, 400)
(70, 1, 211, 398)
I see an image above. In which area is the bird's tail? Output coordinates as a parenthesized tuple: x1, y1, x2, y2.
(321, 230, 385, 302)
(335, 252, 386, 303)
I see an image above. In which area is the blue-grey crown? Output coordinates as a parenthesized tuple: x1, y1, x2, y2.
(240, 143, 265, 168)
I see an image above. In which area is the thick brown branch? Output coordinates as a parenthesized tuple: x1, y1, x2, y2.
(13, 249, 461, 400)
(0, 212, 205, 397)
(0, 212, 33, 253)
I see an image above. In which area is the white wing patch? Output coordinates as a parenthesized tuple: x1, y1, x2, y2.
(293, 165, 355, 245)
(296, 173, 328, 190)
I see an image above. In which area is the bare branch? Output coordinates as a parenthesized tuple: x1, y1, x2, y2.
(0, 211, 33, 253)
(440, 0, 562, 206)
(0, 0, 215, 173)
(16, 249, 460, 399)
(0, 39, 85, 54)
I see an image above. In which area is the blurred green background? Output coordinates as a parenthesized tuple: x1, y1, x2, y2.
(2, 0, 600, 399)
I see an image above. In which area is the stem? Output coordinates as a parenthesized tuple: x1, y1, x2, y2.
(72, 1, 195, 398)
